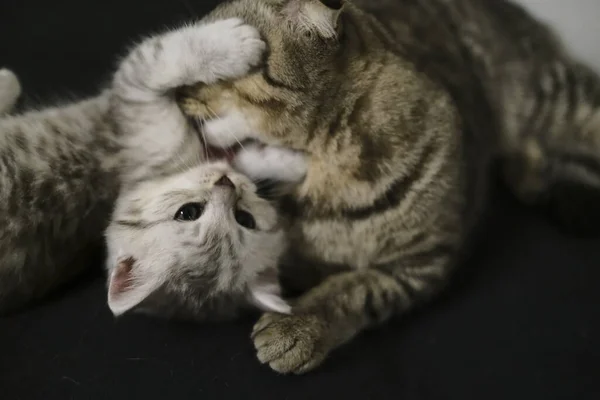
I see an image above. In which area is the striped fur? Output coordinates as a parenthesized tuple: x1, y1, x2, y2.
(179, 0, 600, 373)
(0, 93, 120, 313)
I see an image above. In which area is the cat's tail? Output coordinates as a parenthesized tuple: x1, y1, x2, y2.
(0, 68, 21, 115)
(500, 61, 600, 237)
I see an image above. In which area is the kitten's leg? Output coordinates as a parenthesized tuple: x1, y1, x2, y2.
(112, 18, 265, 182)
(0, 69, 21, 115)
(252, 239, 454, 374)
(501, 62, 600, 236)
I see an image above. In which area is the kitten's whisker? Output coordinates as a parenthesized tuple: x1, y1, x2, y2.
(197, 118, 210, 161)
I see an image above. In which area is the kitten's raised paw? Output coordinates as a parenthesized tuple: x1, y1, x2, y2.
(251, 312, 328, 374)
(203, 18, 266, 80)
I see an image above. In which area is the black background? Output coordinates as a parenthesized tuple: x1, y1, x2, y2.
(0, 1, 598, 399)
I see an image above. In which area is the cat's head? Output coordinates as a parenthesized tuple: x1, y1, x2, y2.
(179, 0, 350, 149)
(104, 161, 290, 321)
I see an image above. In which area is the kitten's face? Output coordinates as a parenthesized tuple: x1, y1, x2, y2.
(105, 161, 289, 321)
(179, 0, 346, 150)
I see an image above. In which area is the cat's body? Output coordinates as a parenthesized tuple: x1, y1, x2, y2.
(0, 92, 118, 311)
(179, 0, 600, 374)
(0, 19, 304, 316)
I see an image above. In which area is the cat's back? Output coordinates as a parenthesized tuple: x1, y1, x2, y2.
(352, 0, 564, 122)
(0, 93, 115, 155)
(353, 0, 559, 70)
(0, 94, 118, 195)
(0, 92, 122, 222)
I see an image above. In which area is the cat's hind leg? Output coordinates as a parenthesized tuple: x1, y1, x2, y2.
(501, 62, 600, 236)
(0, 69, 21, 115)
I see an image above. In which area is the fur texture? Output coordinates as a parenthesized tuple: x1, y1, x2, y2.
(106, 161, 295, 320)
(0, 18, 305, 317)
(178, 0, 600, 374)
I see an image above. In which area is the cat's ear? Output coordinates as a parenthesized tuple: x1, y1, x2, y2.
(107, 257, 160, 316)
(247, 277, 292, 315)
(286, 0, 346, 39)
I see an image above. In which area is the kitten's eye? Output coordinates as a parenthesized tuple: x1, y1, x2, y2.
(235, 209, 256, 229)
(174, 203, 204, 221)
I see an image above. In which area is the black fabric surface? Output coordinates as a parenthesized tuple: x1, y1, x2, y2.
(0, 1, 598, 399)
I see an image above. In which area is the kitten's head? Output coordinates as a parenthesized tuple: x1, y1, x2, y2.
(105, 161, 290, 321)
(179, 0, 349, 148)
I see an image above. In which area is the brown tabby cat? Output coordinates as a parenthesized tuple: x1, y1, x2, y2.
(180, 0, 600, 374)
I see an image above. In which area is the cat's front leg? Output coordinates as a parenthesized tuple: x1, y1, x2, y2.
(252, 249, 454, 374)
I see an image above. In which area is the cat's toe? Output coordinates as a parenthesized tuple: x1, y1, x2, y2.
(177, 97, 203, 117)
(251, 313, 327, 375)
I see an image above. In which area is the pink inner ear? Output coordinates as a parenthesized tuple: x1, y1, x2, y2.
(110, 257, 135, 296)
(107, 256, 159, 316)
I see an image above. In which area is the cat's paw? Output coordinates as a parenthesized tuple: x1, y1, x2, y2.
(201, 110, 257, 148)
(251, 312, 328, 374)
(200, 18, 266, 81)
(233, 144, 307, 183)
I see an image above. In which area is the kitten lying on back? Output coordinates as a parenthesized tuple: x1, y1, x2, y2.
(0, 19, 306, 318)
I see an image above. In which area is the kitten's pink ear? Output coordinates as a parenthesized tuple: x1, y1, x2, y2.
(286, 0, 345, 39)
(247, 277, 291, 315)
(107, 257, 158, 316)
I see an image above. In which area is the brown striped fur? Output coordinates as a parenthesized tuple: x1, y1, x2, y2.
(179, 0, 600, 374)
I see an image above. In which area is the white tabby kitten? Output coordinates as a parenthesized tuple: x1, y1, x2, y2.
(106, 18, 307, 320)
(0, 19, 306, 319)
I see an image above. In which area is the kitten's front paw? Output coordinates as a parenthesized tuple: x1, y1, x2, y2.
(252, 312, 328, 374)
(203, 18, 266, 81)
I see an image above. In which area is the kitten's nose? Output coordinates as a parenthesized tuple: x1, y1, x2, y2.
(214, 175, 235, 189)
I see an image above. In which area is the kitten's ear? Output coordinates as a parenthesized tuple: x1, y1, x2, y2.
(107, 257, 159, 316)
(247, 275, 291, 315)
(286, 0, 346, 39)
